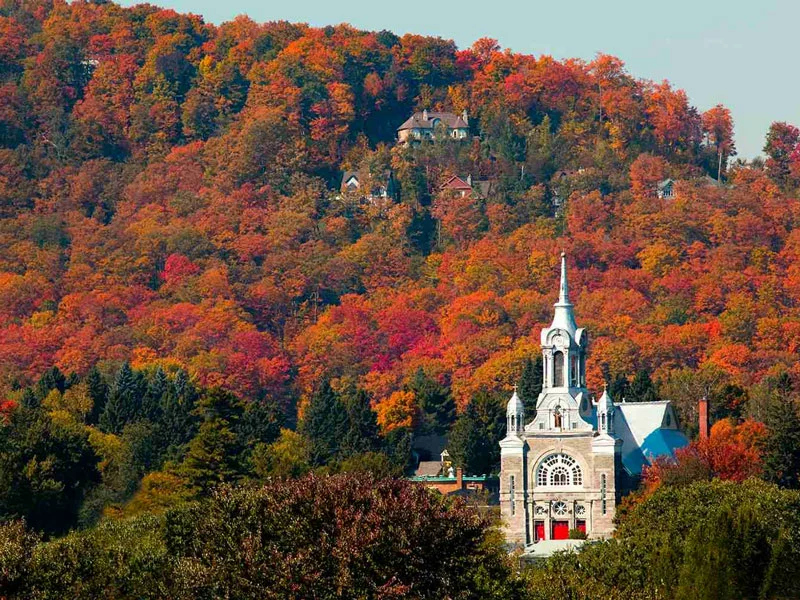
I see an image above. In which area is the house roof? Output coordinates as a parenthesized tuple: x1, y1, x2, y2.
(397, 111, 469, 131)
(613, 401, 688, 475)
(414, 461, 442, 477)
(657, 178, 675, 190)
(340, 169, 392, 192)
(441, 175, 472, 190)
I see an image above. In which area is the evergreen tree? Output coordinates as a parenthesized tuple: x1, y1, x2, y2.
(384, 426, 414, 474)
(762, 397, 800, 489)
(607, 373, 629, 402)
(341, 388, 381, 457)
(448, 392, 505, 476)
(628, 369, 659, 402)
(517, 357, 543, 414)
(85, 367, 109, 425)
(99, 363, 142, 434)
(178, 419, 243, 492)
(300, 380, 350, 466)
(20, 388, 38, 410)
(157, 370, 198, 459)
(140, 367, 167, 423)
(236, 397, 282, 450)
(35, 366, 67, 401)
(408, 368, 455, 436)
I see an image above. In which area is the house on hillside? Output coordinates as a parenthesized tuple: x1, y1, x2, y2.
(339, 169, 398, 202)
(397, 109, 470, 144)
(657, 178, 675, 199)
(440, 175, 496, 200)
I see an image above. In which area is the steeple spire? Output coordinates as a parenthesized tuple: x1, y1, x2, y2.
(559, 251, 569, 304)
(550, 252, 578, 334)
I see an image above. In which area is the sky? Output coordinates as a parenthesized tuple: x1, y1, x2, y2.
(119, 0, 800, 159)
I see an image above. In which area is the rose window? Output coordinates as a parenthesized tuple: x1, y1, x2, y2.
(536, 453, 583, 487)
(553, 501, 568, 516)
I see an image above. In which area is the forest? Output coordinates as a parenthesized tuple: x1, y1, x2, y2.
(4, 0, 800, 597)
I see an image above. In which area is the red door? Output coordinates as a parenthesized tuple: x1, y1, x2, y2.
(576, 520, 586, 534)
(551, 521, 569, 540)
(534, 521, 545, 542)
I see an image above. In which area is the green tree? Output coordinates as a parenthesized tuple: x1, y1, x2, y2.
(628, 369, 658, 403)
(252, 429, 311, 479)
(448, 392, 505, 476)
(85, 367, 109, 426)
(517, 357, 543, 414)
(408, 368, 455, 435)
(341, 388, 381, 457)
(178, 419, 242, 493)
(99, 363, 143, 435)
(762, 397, 800, 489)
(0, 408, 100, 535)
(299, 380, 349, 466)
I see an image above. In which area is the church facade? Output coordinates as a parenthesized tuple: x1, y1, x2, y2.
(500, 254, 687, 545)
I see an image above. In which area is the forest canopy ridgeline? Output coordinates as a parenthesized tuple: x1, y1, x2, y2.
(2, 0, 800, 436)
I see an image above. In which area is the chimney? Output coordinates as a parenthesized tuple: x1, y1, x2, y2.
(462, 108, 469, 124)
(422, 109, 428, 121)
(456, 467, 463, 490)
(698, 396, 709, 440)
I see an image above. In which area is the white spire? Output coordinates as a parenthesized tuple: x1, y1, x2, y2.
(550, 252, 578, 334)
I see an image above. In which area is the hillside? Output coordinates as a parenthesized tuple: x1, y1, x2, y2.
(3, 0, 800, 436)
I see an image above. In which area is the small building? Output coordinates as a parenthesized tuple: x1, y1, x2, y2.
(339, 169, 397, 202)
(409, 467, 498, 496)
(657, 178, 675, 199)
(440, 175, 496, 199)
(397, 109, 470, 144)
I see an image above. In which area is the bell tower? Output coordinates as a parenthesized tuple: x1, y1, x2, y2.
(528, 253, 592, 433)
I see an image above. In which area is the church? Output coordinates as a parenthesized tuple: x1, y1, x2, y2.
(500, 254, 688, 546)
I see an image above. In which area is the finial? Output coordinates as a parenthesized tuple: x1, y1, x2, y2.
(513, 383, 518, 392)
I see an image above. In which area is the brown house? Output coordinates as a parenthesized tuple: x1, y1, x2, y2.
(440, 175, 496, 199)
(397, 109, 470, 144)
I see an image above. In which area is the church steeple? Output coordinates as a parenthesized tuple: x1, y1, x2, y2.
(550, 252, 578, 334)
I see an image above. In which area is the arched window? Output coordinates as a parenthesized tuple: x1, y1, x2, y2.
(553, 351, 564, 387)
(536, 454, 583, 487)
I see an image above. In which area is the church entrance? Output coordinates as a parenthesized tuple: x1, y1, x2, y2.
(551, 521, 569, 540)
(534, 521, 545, 542)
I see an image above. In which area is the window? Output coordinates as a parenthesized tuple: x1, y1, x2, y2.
(601, 474, 607, 514)
(553, 351, 564, 387)
(536, 454, 583, 487)
(509, 475, 516, 515)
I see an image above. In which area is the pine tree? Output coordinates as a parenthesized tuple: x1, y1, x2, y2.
(517, 357, 543, 414)
(99, 363, 142, 434)
(300, 380, 350, 466)
(141, 367, 167, 423)
(408, 368, 455, 436)
(35, 366, 67, 401)
(85, 367, 109, 425)
(179, 418, 243, 492)
(448, 393, 505, 476)
(628, 369, 658, 402)
(762, 397, 800, 489)
(157, 370, 198, 459)
(342, 388, 381, 457)
(237, 397, 282, 450)
(608, 373, 629, 401)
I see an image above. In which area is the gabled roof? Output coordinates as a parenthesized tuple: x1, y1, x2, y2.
(340, 169, 392, 192)
(613, 401, 688, 475)
(657, 178, 675, 190)
(397, 111, 469, 131)
(441, 175, 472, 191)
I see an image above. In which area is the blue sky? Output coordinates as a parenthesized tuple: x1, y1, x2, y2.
(119, 0, 799, 158)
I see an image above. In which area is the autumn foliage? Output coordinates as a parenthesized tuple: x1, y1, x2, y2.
(0, 0, 798, 432)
